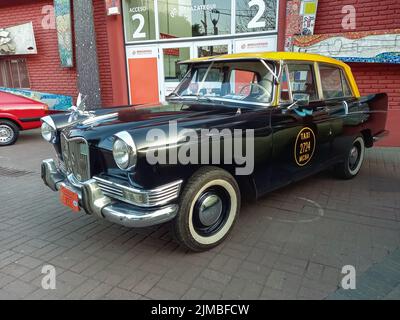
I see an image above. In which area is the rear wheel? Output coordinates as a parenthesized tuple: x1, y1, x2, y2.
(334, 136, 365, 179)
(173, 167, 241, 252)
(0, 120, 19, 146)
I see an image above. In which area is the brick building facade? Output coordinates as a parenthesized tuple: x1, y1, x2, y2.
(0, 0, 399, 145)
(313, 0, 400, 146)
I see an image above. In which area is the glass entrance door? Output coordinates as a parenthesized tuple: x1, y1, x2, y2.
(159, 40, 233, 101)
(194, 40, 232, 58)
(160, 44, 193, 100)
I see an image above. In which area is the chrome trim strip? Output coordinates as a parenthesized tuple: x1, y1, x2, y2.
(41, 159, 179, 228)
(93, 176, 183, 208)
(41, 116, 56, 129)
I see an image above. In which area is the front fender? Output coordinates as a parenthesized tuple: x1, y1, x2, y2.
(0, 112, 24, 129)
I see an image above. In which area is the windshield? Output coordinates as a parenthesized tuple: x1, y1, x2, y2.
(169, 60, 276, 105)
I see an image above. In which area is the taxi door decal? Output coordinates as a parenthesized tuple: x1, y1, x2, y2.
(295, 127, 316, 166)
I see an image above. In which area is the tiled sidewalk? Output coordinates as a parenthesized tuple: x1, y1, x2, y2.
(0, 130, 399, 300)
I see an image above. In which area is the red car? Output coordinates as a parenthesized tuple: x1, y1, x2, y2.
(0, 91, 57, 146)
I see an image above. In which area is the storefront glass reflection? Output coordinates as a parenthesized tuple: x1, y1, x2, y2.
(163, 47, 190, 82)
(236, 0, 277, 34)
(158, 0, 231, 39)
(123, 0, 277, 42)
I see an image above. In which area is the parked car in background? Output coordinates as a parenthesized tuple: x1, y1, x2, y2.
(40, 52, 388, 251)
(0, 91, 59, 146)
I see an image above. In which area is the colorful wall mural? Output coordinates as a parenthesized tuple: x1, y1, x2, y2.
(54, 0, 74, 67)
(293, 30, 400, 64)
(285, 0, 319, 51)
(0, 88, 73, 111)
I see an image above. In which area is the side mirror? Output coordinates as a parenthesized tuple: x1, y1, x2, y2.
(293, 93, 310, 106)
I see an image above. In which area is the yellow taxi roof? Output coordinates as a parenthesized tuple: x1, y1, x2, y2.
(182, 51, 360, 98)
(183, 51, 349, 68)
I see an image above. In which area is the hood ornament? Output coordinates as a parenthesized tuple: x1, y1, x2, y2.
(68, 93, 95, 123)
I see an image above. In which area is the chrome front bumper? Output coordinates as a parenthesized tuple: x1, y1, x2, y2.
(41, 159, 179, 228)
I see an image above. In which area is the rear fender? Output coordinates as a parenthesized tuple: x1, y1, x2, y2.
(359, 93, 388, 137)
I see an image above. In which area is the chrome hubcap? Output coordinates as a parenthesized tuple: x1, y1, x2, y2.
(198, 194, 223, 227)
(0, 125, 14, 144)
(349, 146, 359, 169)
(193, 186, 231, 237)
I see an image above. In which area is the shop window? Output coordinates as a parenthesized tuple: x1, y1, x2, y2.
(158, 0, 231, 39)
(123, 0, 156, 42)
(123, 0, 278, 43)
(236, 0, 278, 34)
(320, 65, 353, 99)
(163, 47, 190, 82)
(0, 59, 30, 89)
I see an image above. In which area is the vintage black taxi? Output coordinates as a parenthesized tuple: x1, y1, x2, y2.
(40, 52, 388, 251)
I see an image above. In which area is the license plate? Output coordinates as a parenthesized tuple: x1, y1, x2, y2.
(60, 186, 80, 213)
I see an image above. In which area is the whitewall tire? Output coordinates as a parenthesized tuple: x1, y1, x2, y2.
(173, 167, 240, 252)
(335, 135, 365, 179)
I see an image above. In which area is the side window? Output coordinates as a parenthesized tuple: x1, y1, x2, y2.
(319, 65, 353, 99)
(287, 64, 318, 102)
(341, 71, 353, 97)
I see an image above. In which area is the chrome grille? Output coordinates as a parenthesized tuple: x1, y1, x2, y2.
(94, 176, 182, 208)
(61, 134, 91, 182)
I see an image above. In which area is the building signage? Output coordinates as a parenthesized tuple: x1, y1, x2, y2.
(0, 22, 37, 56)
(105, 0, 121, 16)
(293, 30, 400, 64)
(235, 36, 278, 53)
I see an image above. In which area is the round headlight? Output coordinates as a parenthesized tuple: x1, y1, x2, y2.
(113, 132, 137, 171)
(41, 118, 56, 143)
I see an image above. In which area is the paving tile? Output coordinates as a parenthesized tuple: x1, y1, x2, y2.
(0, 139, 399, 300)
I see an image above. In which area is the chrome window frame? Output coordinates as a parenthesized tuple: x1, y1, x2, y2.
(316, 62, 356, 101)
(278, 60, 321, 104)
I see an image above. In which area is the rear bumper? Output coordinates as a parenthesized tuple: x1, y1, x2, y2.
(41, 159, 179, 228)
(373, 130, 390, 142)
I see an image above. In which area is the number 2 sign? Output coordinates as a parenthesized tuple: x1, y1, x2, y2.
(248, 0, 267, 29)
(132, 13, 146, 39)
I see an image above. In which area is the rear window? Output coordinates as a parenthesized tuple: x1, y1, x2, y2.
(319, 65, 352, 99)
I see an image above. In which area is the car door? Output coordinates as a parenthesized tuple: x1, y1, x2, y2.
(318, 64, 361, 160)
(268, 62, 332, 191)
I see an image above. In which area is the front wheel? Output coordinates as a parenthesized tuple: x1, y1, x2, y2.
(173, 167, 241, 252)
(334, 136, 365, 179)
(0, 120, 19, 146)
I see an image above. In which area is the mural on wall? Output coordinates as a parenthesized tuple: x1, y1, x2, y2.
(54, 0, 74, 67)
(0, 88, 73, 111)
(300, 0, 319, 36)
(284, 0, 301, 51)
(0, 22, 37, 55)
(285, 0, 319, 51)
(293, 30, 400, 64)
